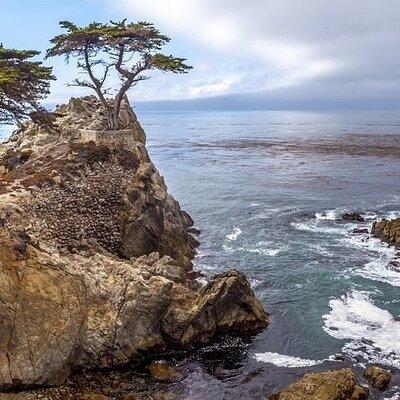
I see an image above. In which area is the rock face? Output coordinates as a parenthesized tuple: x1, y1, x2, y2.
(0, 96, 269, 390)
(364, 366, 391, 391)
(268, 368, 369, 400)
(1, 96, 196, 270)
(371, 218, 400, 247)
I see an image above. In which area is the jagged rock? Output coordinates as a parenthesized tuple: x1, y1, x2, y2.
(0, 96, 268, 390)
(162, 270, 269, 344)
(148, 362, 182, 382)
(372, 218, 400, 247)
(364, 366, 391, 391)
(342, 213, 365, 222)
(268, 368, 368, 400)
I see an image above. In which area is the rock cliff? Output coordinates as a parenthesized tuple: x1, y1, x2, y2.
(0, 96, 268, 390)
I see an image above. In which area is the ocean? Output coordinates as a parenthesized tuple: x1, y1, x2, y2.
(2, 110, 400, 399)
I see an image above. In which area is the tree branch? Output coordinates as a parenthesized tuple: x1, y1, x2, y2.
(83, 45, 109, 108)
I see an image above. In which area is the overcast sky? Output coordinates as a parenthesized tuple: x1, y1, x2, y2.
(1, 0, 400, 110)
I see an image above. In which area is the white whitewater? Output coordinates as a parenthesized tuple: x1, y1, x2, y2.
(323, 290, 400, 368)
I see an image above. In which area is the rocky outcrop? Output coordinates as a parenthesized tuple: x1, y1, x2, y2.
(364, 366, 391, 391)
(268, 368, 368, 400)
(1, 96, 197, 270)
(371, 218, 400, 247)
(0, 96, 269, 390)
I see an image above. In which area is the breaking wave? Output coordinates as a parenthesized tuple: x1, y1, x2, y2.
(323, 290, 400, 368)
(226, 227, 242, 241)
(254, 352, 335, 368)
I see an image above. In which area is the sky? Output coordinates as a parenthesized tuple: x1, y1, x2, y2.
(1, 0, 400, 110)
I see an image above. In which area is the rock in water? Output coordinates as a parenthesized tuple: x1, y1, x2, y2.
(0, 96, 269, 390)
(268, 368, 369, 400)
(364, 366, 391, 391)
(341, 212, 365, 222)
(352, 228, 369, 234)
(148, 362, 182, 382)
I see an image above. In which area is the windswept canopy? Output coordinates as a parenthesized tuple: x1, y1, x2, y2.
(47, 20, 192, 129)
(0, 45, 55, 124)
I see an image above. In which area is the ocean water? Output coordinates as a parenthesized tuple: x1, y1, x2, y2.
(140, 110, 400, 399)
(2, 111, 400, 398)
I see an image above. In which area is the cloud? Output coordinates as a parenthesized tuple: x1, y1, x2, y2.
(94, 0, 400, 106)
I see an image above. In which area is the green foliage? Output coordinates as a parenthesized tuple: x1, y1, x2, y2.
(0, 45, 55, 125)
(47, 21, 107, 62)
(47, 19, 192, 128)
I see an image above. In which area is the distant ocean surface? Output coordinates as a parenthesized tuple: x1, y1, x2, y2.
(2, 110, 400, 399)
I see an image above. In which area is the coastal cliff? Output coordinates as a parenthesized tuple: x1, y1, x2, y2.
(0, 96, 268, 391)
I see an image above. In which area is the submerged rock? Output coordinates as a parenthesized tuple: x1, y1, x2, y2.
(0, 97, 269, 390)
(352, 228, 369, 234)
(364, 365, 391, 391)
(148, 362, 182, 382)
(268, 368, 368, 400)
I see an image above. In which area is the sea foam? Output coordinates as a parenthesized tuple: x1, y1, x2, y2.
(342, 234, 400, 287)
(323, 290, 400, 368)
(315, 210, 340, 220)
(226, 227, 242, 241)
(291, 220, 353, 235)
(254, 352, 324, 368)
(223, 240, 285, 257)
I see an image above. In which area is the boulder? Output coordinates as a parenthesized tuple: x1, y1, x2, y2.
(0, 97, 269, 390)
(342, 213, 365, 222)
(162, 270, 269, 344)
(364, 366, 391, 391)
(268, 368, 369, 400)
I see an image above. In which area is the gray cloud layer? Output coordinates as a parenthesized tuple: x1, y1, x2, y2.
(105, 0, 400, 108)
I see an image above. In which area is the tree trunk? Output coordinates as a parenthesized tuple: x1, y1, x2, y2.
(107, 109, 118, 130)
(111, 97, 123, 130)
